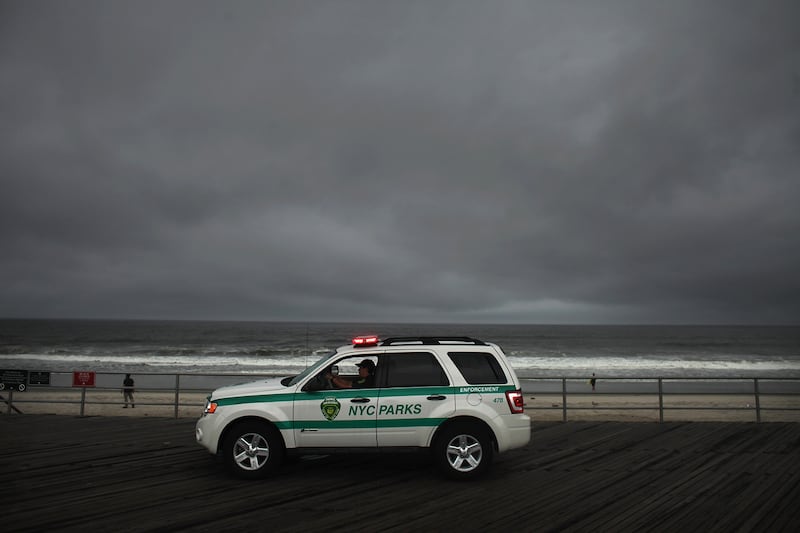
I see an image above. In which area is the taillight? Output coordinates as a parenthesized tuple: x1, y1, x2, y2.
(505, 389, 524, 414)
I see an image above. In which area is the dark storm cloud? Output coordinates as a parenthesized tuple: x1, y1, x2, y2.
(1, 0, 798, 323)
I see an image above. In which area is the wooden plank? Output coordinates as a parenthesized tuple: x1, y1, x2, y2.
(1, 416, 798, 532)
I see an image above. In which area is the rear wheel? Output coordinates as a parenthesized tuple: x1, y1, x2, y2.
(222, 421, 284, 479)
(434, 423, 493, 480)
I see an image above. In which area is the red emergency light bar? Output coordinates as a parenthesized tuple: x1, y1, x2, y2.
(352, 335, 380, 347)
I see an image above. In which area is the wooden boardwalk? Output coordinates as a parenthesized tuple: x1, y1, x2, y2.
(1, 415, 798, 532)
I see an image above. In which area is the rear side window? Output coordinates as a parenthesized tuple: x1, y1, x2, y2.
(448, 352, 507, 384)
(384, 352, 449, 387)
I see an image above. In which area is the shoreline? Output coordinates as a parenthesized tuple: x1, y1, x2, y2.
(6, 370, 800, 390)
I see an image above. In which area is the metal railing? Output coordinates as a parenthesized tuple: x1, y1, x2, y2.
(519, 377, 800, 422)
(0, 371, 264, 418)
(2, 372, 799, 422)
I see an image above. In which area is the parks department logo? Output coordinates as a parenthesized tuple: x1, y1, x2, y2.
(321, 397, 341, 421)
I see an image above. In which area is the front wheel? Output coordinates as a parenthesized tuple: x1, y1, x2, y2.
(433, 423, 493, 480)
(222, 421, 284, 479)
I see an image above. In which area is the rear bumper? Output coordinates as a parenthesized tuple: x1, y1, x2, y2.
(495, 413, 531, 453)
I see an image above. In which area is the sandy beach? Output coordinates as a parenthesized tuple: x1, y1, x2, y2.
(3, 386, 799, 422)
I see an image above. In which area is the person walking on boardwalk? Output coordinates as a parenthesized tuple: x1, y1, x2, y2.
(590, 373, 596, 392)
(123, 374, 135, 408)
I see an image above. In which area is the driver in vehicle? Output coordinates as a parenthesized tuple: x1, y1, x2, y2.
(327, 359, 376, 389)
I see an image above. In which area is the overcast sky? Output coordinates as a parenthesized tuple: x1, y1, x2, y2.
(1, 1, 798, 325)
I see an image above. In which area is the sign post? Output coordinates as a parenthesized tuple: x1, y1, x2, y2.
(0, 370, 29, 414)
(72, 371, 96, 416)
(29, 371, 51, 386)
(72, 371, 96, 388)
(0, 369, 29, 392)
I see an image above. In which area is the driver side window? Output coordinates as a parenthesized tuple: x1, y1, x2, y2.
(317, 355, 378, 389)
(332, 357, 362, 380)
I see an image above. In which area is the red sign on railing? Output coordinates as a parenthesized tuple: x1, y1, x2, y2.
(72, 371, 96, 387)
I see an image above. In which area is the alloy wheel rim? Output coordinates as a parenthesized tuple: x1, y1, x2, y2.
(445, 434, 482, 472)
(233, 432, 270, 471)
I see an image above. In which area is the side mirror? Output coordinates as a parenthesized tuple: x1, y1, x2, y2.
(303, 374, 327, 392)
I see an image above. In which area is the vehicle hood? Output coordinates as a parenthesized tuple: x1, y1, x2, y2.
(211, 377, 291, 399)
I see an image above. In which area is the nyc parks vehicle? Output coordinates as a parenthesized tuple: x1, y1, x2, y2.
(196, 335, 531, 480)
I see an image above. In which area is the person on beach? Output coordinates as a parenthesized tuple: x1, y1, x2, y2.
(327, 359, 376, 389)
(123, 374, 135, 408)
(590, 373, 596, 392)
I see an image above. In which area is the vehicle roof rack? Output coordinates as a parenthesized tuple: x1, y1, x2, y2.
(380, 336, 488, 346)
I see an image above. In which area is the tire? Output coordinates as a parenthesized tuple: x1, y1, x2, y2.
(434, 423, 493, 480)
(222, 421, 284, 479)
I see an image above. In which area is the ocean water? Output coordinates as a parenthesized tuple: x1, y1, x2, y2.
(1, 319, 799, 379)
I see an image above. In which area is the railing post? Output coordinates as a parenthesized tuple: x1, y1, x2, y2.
(658, 378, 664, 423)
(754, 378, 761, 423)
(562, 378, 567, 422)
(7, 389, 13, 414)
(80, 387, 86, 416)
(174, 374, 181, 419)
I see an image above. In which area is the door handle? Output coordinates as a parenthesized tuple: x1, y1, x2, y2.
(350, 398, 370, 403)
(427, 395, 446, 401)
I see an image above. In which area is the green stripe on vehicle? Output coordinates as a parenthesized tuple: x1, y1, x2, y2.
(377, 417, 447, 428)
(276, 418, 449, 430)
(215, 393, 295, 406)
(215, 385, 517, 406)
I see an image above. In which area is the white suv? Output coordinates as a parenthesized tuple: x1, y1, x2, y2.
(195, 336, 531, 480)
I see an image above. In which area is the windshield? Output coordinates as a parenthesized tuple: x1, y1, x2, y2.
(287, 350, 337, 386)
